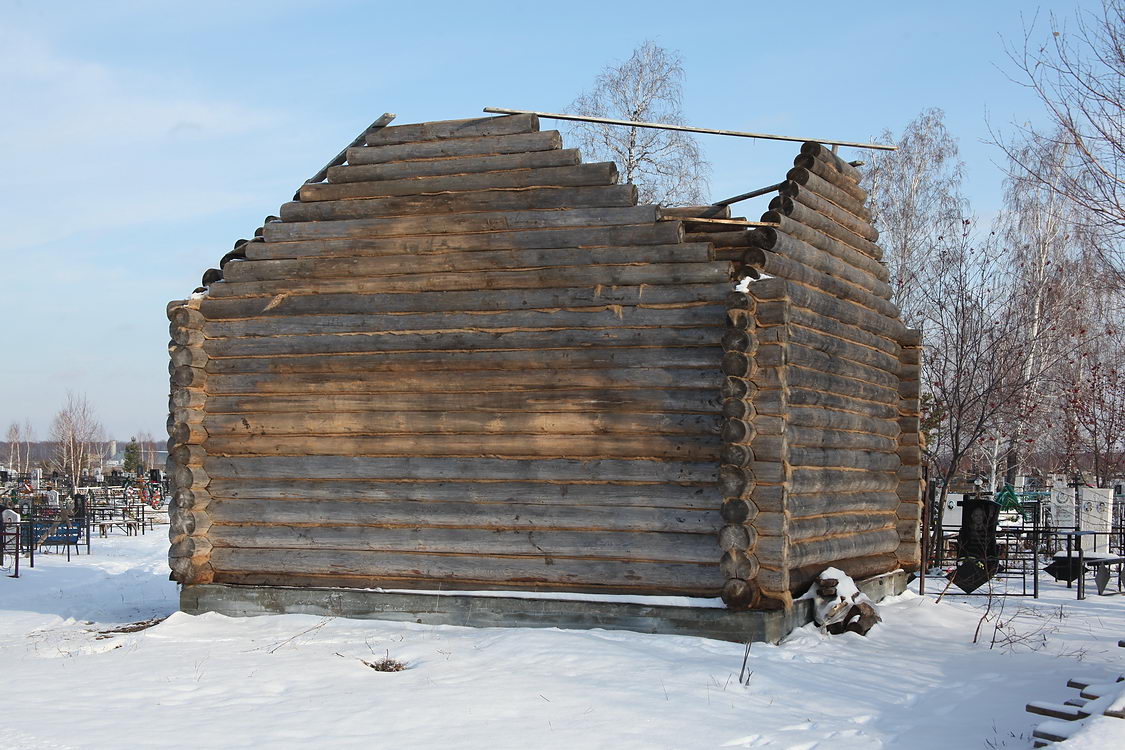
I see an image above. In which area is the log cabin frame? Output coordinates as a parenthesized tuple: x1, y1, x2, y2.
(167, 113, 922, 634)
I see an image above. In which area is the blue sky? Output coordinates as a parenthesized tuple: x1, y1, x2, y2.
(0, 0, 1087, 438)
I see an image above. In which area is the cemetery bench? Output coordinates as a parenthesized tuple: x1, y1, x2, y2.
(1026, 642, 1125, 747)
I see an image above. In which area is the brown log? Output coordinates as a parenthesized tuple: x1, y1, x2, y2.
(248, 222, 683, 261)
(318, 149, 583, 193)
(751, 228, 890, 299)
(205, 346, 723, 376)
(784, 167, 872, 224)
(799, 142, 864, 183)
(791, 153, 866, 202)
(781, 181, 878, 245)
(720, 352, 755, 378)
(767, 195, 883, 261)
(303, 161, 616, 202)
(720, 329, 756, 353)
(280, 185, 637, 223)
(741, 247, 900, 321)
(207, 262, 731, 299)
(221, 243, 716, 285)
(262, 205, 659, 242)
(363, 113, 539, 148)
(354, 130, 563, 163)
(204, 411, 720, 440)
(208, 549, 722, 594)
(204, 455, 718, 484)
(720, 578, 760, 610)
(208, 524, 717, 563)
(207, 367, 724, 396)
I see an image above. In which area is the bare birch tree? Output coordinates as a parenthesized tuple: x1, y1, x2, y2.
(863, 108, 965, 327)
(22, 418, 35, 473)
(568, 41, 709, 206)
(49, 392, 105, 486)
(1000, 1, 1125, 277)
(5, 422, 19, 472)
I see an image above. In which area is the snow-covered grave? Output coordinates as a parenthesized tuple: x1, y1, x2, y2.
(1, 534, 1122, 749)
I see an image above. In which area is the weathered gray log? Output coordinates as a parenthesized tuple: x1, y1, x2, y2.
(720, 352, 756, 378)
(787, 528, 899, 568)
(170, 366, 207, 389)
(719, 465, 754, 498)
(660, 205, 732, 219)
(785, 326, 901, 374)
(750, 277, 906, 343)
(786, 302, 898, 357)
(786, 491, 899, 517)
(201, 284, 723, 322)
(204, 389, 718, 415)
(247, 222, 682, 261)
(207, 262, 731, 299)
(786, 408, 899, 438)
(167, 300, 189, 319)
(170, 388, 206, 410)
(207, 367, 724, 395)
(303, 161, 612, 202)
(205, 347, 723, 376)
(720, 418, 755, 444)
(169, 307, 205, 330)
(784, 167, 872, 224)
(719, 550, 760, 580)
(741, 248, 900, 321)
(169, 345, 207, 369)
(720, 443, 754, 467)
(780, 181, 877, 245)
(766, 196, 884, 261)
(791, 153, 866, 202)
(207, 478, 721, 509)
(785, 343, 900, 390)
(280, 185, 637, 223)
(757, 209, 886, 280)
(718, 523, 754, 551)
(262, 205, 659, 242)
(169, 327, 204, 347)
(363, 113, 539, 148)
(169, 443, 206, 466)
(222, 244, 716, 285)
(685, 231, 756, 252)
(169, 509, 212, 538)
(750, 228, 890, 299)
(319, 149, 582, 193)
(721, 399, 754, 420)
(788, 468, 898, 494)
(720, 498, 759, 523)
(204, 455, 719, 483)
(207, 524, 716, 562)
(170, 464, 210, 492)
(720, 329, 756, 353)
(203, 433, 721, 461)
(720, 376, 757, 400)
(202, 411, 720, 437)
(785, 426, 897, 453)
(788, 447, 900, 471)
(203, 326, 726, 358)
(799, 142, 864, 183)
(352, 130, 562, 164)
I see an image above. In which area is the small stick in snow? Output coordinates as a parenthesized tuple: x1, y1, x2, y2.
(740, 640, 753, 685)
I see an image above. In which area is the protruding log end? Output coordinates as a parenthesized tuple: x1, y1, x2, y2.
(721, 352, 754, 378)
(721, 418, 755, 445)
(720, 329, 754, 353)
(720, 498, 759, 524)
(720, 376, 755, 401)
(721, 399, 754, 420)
(202, 268, 223, 287)
(720, 444, 754, 469)
(719, 464, 755, 499)
(718, 524, 752, 551)
(721, 577, 761, 610)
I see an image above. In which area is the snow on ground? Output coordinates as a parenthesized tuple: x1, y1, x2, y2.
(1, 533, 1123, 749)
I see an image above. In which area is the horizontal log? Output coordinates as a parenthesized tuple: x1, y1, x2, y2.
(718, 524, 753, 551)
(208, 524, 716, 563)
(755, 510, 894, 540)
(203, 433, 721, 461)
(169, 345, 207, 369)
(787, 553, 898, 595)
(169, 535, 213, 559)
(799, 142, 864, 183)
(170, 388, 206, 410)
(170, 366, 207, 389)
(209, 547, 721, 592)
(206, 368, 723, 395)
(203, 411, 719, 437)
(786, 326, 901, 375)
(719, 550, 760, 580)
(785, 167, 871, 224)
(791, 153, 866, 203)
(204, 390, 719, 415)
(170, 464, 210, 492)
(787, 528, 900, 568)
(750, 277, 906, 344)
(280, 185, 637, 223)
(263, 205, 658, 243)
(721, 578, 760, 610)
(174, 488, 212, 512)
(788, 446, 900, 471)
(313, 150, 583, 196)
(788, 468, 898, 494)
(741, 248, 900, 321)
(169, 307, 205, 330)
(207, 478, 721, 509)
(222, 244, 716, 285)
(720, 443, 754, 468)
(362, 114, 539, 148)
(787, 405, 899, 438)
(720, 498, 758, 524)
(751, 228, 890, 299)
(169, 443, 206, 466)
(661, 205, 732, 219)
(786, 345, 899, 392)
(202, 326, 727, 358)
(781, 180, 877, 245)
(204, 455, 719, 483)
(207, 262, 732, 299)
(785, 491, 899, 517)
(205, 346, 722, 375)
(787, 302, 898, 358)
(248, 222, 683, 261)
(785, 425, 898, 452)
(167, 300, 189, 320)
(169, 328, 203, 348)
(170, 421, 207, 447)
(169, 509, 212, 538)
(767, 195, 883, 261)
(352, 130, 563, 165)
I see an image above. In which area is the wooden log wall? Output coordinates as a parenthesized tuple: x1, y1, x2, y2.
(167, 113, 923, 610)
(731, 141, 923, 605)
(167, 114, 735, 596)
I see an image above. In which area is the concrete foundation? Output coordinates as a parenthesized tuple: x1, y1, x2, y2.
(180, 569, 907, 643)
